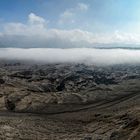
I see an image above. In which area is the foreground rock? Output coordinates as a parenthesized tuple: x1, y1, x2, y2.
(0, 61, 140, 139)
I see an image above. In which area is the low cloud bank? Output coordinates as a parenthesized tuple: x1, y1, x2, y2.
(0, 48, 140, 65)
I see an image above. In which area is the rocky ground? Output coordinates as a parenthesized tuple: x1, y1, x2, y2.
(0, 60, 140, 139)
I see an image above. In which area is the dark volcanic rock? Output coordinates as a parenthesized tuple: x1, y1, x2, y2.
(110, 131, 120, 140)
(5, 98, 15, 111)
(8, 64, 121, 93)
(0, 78, 5, 84)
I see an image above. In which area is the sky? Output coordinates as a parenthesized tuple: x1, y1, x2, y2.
(0, 0, 140, 48)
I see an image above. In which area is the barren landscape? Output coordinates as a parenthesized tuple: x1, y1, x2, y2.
(1, 0, 140, 139)
(0, 60, 139, 139)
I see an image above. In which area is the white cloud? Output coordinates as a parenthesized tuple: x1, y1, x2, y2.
(58, 3, 88, 24)
(4, 13, 47, 36)
(1, 48, 140, 65)
(1, 13, 140, 48)
(28, 13, 46, 25)
(77, 3, 89, 11)
(59, 10, 75, 24)
(4, 23, 26, 35)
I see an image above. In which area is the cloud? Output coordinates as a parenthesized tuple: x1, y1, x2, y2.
(28, 13, 46, 25)
(59, 10, 75, 24)
(77, 3, 89, 11)
(59, 3, 88, 24)
(0, 13, 140, 48)
(1, 48, 140, 65)
(4, 13, 47, 36)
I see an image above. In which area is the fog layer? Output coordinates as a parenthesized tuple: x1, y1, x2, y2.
(0, 48, 140, 65)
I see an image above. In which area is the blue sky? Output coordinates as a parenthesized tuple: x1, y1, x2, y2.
(0, 0, 140, 48)
(0, 0, 140, 31)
